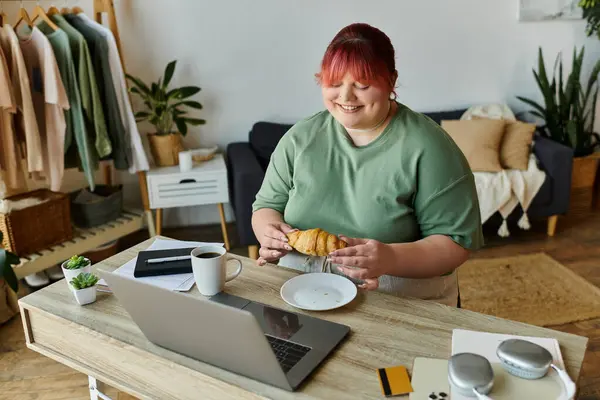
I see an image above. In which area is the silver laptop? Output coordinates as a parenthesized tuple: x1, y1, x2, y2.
(98, 269, 350, 391)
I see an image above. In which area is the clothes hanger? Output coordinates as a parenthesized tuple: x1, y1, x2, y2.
(14, 0, 34, 29)
(31, 1, 60, 30)
(72, 0, 85, 15)
(47, 3, 61, 17)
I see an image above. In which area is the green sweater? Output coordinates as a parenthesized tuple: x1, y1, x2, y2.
(37, 24, 97, 190)
(49, 15, 112, 160)
(253, 102, 484, 251)
(65, 14, 130, 170)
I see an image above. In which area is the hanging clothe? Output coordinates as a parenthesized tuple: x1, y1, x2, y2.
(49, 14, 111, 160)
(37, 22, 97, 191)
(0, 23, 10, 57)
(0, 38, 22, 193)
(65, 14, 131, 171)
(2, 25, 44, 177)
(16, 26, 70, 192)
(76, 14, 149, 173)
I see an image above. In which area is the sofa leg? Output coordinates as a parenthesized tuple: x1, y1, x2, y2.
(248, 245, 259, 260)
(547, 215, 558, 237)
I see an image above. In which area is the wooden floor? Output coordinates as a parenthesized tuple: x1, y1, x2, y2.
(1, 213, 600, 399)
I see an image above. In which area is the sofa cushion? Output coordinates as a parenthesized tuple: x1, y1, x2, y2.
(249, 122, 293, 169)
(500, 120, 536, 170)
(469, 116, 536, 171)
(441, 119, 506, 172)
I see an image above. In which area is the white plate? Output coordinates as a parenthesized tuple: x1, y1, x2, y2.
(280, 273, 357, 311)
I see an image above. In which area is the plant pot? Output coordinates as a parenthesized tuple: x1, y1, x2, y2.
(569, 152, 600, 213)
(61, 258, 92, 289)
(147, 132, 185, 166)
(72, 285, 97, 305)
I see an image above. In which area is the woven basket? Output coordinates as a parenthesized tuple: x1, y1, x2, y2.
(192, 153, 216, 162)
(0, 189, 73, 256)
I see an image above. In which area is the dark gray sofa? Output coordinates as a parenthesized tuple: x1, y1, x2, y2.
(225, 109, 574, 257)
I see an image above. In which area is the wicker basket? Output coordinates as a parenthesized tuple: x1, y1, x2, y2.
(192, 153, 216, 163)
(0, 189, 73, 256)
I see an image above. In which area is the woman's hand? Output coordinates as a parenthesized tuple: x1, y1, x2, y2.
(257, 222, 297, 266)
(328, 236, 395, 290)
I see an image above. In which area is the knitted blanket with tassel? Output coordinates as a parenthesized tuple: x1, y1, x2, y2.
(461, 104, 546, 237)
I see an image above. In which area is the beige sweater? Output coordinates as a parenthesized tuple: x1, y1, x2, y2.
(17, 26, 69, 192)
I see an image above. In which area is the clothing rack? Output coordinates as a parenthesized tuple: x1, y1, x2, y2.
(9, 1, 152, 282)
(10, 2, 151, 399)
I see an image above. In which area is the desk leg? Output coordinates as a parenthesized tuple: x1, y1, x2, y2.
(217, 203, 230, 251)
(137, 171, 155, 237)
(156, 208, 162, 236)
(88, 376, 111, 400)
(145, 210, 156, 237)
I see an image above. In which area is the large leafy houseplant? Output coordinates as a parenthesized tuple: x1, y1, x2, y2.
(126, 60, 206, 166)
(517, 46, 600, 157)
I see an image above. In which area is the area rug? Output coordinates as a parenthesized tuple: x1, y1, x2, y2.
(457, 252, 600, 326)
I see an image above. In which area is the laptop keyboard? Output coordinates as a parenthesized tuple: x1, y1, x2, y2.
(266, 334, 311, 373)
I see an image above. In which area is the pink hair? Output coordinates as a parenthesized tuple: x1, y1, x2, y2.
(315, 23, 397, 95)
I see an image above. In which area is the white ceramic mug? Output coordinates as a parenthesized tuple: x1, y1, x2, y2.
(190, 245, 242, 296)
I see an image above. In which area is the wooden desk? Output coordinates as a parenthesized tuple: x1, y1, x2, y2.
(18, 236, 588, 400)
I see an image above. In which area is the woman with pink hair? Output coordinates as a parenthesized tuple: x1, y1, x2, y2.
(251, 23, 482, 307)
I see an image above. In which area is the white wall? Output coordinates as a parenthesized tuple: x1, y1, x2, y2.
(4, 0, 600, 228)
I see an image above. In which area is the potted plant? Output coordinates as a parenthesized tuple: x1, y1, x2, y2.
(517, 46, 600, 209)
(0, 231, 20, 325)
(61, 255, 92, 285)
(69, 272, 99, 305)
(126, 60, 206, 166)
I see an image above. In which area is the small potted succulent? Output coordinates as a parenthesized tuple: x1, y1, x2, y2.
(70, 272, 99, 305)
(61, 255, 92, 285)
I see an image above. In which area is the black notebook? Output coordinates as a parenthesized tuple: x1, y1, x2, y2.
(133, 247, 196, 278)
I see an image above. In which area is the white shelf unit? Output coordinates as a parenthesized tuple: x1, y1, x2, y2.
(12, 209, 145, 279)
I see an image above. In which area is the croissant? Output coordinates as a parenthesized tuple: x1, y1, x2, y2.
(286, 228, 347, 257)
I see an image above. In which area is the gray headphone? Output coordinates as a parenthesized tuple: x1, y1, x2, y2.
(448, 339, 576, 399)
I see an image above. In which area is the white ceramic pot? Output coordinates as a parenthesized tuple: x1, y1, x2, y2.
(72, 286, 97, 305)
(61, 258, 92, 289)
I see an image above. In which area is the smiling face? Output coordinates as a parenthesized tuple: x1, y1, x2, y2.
(322, 72, 393, 130)
(315, 23, 398, 131)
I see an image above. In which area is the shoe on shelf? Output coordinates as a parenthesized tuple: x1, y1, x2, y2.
(46, 265, 64, 281)
(24, 272, 50, 288)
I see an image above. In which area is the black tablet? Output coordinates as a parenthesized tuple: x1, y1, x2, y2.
(133, 247, 196, 277)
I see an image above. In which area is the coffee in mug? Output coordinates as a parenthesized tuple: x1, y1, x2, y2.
(190, 245, 242, 296)
(196, 252, 221, 259)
